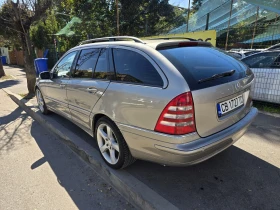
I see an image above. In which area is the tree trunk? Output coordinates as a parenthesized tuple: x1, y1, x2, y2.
(22, 32, 36, 94)
(0, 58, 5, 78)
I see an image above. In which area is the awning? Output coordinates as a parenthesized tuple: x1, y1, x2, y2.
(245, 0, 280, 14)
(55, 17, 82, 37)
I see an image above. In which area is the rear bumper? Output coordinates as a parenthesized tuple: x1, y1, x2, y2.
(118, 107, 258, 166)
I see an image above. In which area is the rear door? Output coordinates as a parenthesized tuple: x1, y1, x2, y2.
(67, 48, 111, 130)
(160, 47, 254, 137)
(241, 52, 280, 103)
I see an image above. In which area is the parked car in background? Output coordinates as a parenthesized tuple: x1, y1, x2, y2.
(241, 51, 280, 104)
(228, 49, 261, 59)
(35, 36, 258, 169)
(265, 43, 280, 51)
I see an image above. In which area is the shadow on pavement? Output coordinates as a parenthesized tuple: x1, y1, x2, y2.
(28, 111, 280, 210)
(246, 113, 280, 145)
(29, 121, 133, 210)
(127, 147, 280, 210)
(0, 107, 28, 154)
(0, 80, 20, 89)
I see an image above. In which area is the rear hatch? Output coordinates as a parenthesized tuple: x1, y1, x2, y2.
(159, 45, 254, 137)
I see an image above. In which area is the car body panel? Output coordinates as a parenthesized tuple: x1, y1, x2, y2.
(67, 79, 110, 129)
(192, 75, 254, 137)
(44, 77, 71, 119)
(119, 108, 257, 166)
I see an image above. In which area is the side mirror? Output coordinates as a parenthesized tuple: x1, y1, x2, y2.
(39, 71, 51, 79)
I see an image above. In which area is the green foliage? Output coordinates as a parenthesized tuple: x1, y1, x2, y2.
(191, 0, 202, 13)
(30, 11, 59, 49)
(55, 0, 183, 39)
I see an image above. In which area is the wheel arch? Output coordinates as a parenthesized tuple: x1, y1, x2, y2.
(91, 113, 112, 134)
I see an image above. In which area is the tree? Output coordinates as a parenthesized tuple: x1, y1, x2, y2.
(191, 0, 202, 13)
(0, 35, 6, 77)
(0, 57, 4, 78)
(57, 0, 178, 39)
(119, 0, 176, 36)
(30, 10, 59, 50)
(0, 0, 56, 94)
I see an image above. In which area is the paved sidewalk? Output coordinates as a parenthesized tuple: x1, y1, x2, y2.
(0, 90, 133, 210)
(1, 65, 28, 95)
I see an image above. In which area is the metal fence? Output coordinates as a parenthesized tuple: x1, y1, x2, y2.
(251, 67, 280, 104)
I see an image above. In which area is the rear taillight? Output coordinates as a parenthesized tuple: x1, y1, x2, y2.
(155, 92, 196, 135)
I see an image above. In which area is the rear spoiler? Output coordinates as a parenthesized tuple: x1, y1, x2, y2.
(156, 41, 212, 50)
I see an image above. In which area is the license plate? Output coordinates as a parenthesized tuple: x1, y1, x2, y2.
(217, 94, 244, 117)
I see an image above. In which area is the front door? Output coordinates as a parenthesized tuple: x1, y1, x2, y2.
(45, 51, 78, 119)
(67, 48, 111, 130)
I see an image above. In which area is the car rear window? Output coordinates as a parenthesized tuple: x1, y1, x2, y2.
(159, 47, 248, 90)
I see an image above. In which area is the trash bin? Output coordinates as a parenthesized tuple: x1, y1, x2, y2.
(34, 58, 48, 77)
(1, 56, 7, 65)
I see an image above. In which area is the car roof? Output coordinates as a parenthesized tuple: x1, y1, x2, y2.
(266, 43, 280, 50)
(70, 37, 211, 52)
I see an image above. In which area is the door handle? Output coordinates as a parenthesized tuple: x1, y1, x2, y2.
(86, 87, 97, 93)
(60, 84, 66, 88)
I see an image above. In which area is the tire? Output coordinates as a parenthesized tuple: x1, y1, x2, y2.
(36, 88, 49, 115)
(95, 117, 136, 169)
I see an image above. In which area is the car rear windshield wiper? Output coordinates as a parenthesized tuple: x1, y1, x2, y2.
(198, 70, 236, 83)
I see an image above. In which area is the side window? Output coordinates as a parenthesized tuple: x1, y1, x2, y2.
(74, 48, 100, 78)
(54, 51, 77, 78)
(271, 56, 280, 69)
(112, 49, 163, 87)
(93, 49, 109, 79)
(242, 52, 279, 68)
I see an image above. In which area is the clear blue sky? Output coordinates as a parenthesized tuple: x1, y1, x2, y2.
(169, 0, 192, 8)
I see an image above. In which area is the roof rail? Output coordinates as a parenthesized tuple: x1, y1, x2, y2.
(79, 36, 145, 45)
(147, 37, 197, 41)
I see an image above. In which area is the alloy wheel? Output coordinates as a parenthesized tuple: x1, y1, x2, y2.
(96, 123, 120, 165)
(36, 89, 44, 113)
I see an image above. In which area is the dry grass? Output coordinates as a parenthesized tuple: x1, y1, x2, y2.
(18, 93, 28, 98)
(253, 101, 280, 114)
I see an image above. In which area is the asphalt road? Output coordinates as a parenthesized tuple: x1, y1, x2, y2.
(0, 90, 133, 210)
(36, 106, 280, 210)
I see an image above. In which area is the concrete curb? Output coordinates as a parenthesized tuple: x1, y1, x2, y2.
(3, 88, 178, 210)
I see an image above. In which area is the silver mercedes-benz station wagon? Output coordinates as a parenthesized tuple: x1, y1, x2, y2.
(35, 36, 258, 169)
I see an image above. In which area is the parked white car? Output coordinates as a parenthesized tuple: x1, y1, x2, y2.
(241, 51, 280, 104)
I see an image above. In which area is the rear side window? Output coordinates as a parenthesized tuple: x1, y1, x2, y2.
(112, 49, 163, 87)
(94, 49, 109, 79)
(159, 47, 247, 90)
(242, 52, 280, 69)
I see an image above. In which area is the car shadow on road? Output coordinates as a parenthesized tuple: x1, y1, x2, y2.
(28, 111, 280, 210)
(126, 146, 280, 210)
(29, 121, 130, 210)
(0, 107, 28, 154)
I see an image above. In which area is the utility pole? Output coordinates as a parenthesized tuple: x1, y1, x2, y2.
(225, 0, 234, 51)
(251, 6, 259, 49)
(116, 0, 120, 36)
(186, 0, 191, 32)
